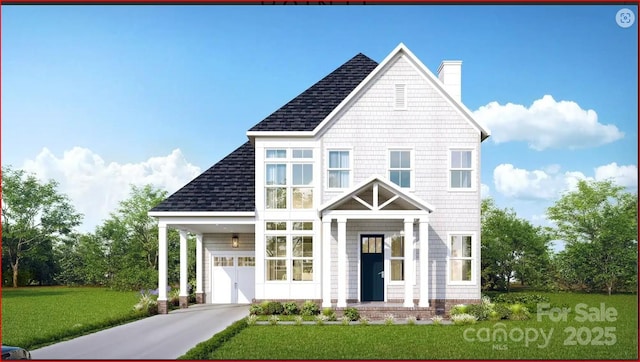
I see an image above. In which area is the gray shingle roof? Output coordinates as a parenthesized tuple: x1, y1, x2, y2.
(152, 52, 378, 213)
(151, 142, 255, 212)
(248, 53, 378, 132)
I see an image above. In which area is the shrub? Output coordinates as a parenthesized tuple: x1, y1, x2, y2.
(168, 288, 180, 307)
(315, 314, 329, 325)
(246, 315, 258, 326)
(133, 291, 158, 316)
(249, 304, 264, 316)
(322, 307, 337, 321)
(508, 304, 531, 320)
(340, 316, 351, 325)
(265, 301, 284, 315)
(493, 293, 549, 305)
(268, 315, 280, 325)
(384, 314, 395, 325)
(466, 297, 494, 321)
(294, 315, 304, 326)
(282, 302, 299, 315)
(300, 300, 320, 316)
(359, 316, 370, 325)
(449, 304, 468, 316)
(451, 313, 477, 325)
(178, 318, 248, 359)
(406, 316, 417, 325)
(491, 304, 512, 320)
(431, 315, 443, 325)
(259, 300, 271, 314)
(343, 307, 360, 321)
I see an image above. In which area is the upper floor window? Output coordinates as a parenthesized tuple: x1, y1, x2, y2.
(389, 150, 412, 188)
(449, 234, 473, 283)
(266, 149, 287, 159)
(450, 150, 472, 189)
(265, 148, 314, 209)
(328, 150, 351, 189)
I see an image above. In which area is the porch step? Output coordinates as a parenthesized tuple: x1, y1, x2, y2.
(336, 305, 437, 321)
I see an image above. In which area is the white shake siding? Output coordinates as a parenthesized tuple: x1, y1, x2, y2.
(320, 54, 481, 300)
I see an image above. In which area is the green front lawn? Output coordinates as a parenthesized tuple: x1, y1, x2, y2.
(1, 286, 142, 349)
(203, 293, 638, 360)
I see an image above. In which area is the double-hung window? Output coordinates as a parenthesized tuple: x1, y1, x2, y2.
(265, 222, 287, 281)
(449, 234, 473, 282)
(292, 222, 313, 281)
(450, 150, 473, 189)
(390, 235, 404, 281)
(389, 150, 412, 188)
(328, 150, 350, 188)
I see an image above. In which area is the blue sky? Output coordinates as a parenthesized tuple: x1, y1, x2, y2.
(2, 5, 638, 249)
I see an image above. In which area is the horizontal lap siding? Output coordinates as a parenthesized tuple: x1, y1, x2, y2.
(322, 54, 481, 301)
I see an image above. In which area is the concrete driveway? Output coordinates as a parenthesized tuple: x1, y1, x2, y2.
(30, 304, 249, 360)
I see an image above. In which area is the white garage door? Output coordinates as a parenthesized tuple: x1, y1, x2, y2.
(211, 254, 255, 304)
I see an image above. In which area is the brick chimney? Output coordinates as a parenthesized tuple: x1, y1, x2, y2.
(437, 60, 462, 102)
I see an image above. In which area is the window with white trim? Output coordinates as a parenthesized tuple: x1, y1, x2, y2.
(450, 150, 473, 189)
(265, 221, 314, 282)
(449, 234, 473, 282)
(389, 150, 412, 188)
(265, 148, 314, 209)
(265, 222, 287, 281)
(328, 150, 350, 188)
(390, 234, 404, 281)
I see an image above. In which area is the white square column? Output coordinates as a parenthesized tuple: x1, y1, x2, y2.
(322, 218, 332, 308)
(419, 218, 430, 307)
(337, 218, 347, 308)
(179, 230, 189, 308)
(403, 218, 415, 308)
(158, 224, 168, 313)
(195, 234, 203, 293)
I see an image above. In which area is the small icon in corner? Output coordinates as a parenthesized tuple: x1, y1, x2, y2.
(616, 8, 635, 28)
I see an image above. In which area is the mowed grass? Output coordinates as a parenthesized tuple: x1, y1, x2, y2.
(1, 286, 141, 349)
(207, 293, 638, 360)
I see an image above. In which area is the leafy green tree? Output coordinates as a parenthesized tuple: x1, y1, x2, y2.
(548, 180, 637, 294)
(96, 184, 193, 291)
(481, 198, 553, 291)
(1, 166, 82, 287)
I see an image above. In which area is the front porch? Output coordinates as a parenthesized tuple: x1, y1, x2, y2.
(319, 177, 436, 310)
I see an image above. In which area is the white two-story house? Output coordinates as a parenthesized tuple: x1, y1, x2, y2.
(149, 43, 490, 316)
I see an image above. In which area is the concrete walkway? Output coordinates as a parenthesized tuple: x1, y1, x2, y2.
(30, 304, 249, 360)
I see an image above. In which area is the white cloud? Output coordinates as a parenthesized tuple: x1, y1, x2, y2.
(22, 147, 202, 232)
(473, 95, 624, 150)
(493, 162, 637, 200)
(594, 162, 638, 189)
(481, 183, 490, 199)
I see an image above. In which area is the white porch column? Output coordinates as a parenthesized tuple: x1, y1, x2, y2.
(403, 218, 415, 307)
(322, 217, 332, 308)
(195, 233, 204, 303)
(179, 230, 189, 308)
(158, 224, 168, 314)
(337, 217, 347, 308)
(419, 218, 430, 307)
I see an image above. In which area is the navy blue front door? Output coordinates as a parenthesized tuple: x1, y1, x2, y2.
(360, 235, 384, 301)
